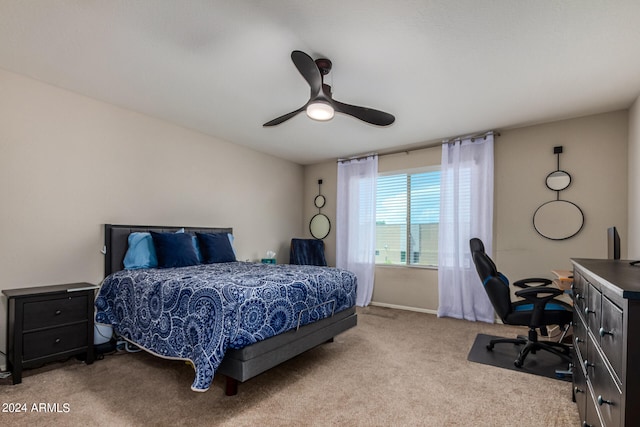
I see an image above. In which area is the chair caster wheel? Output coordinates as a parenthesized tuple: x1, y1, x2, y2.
(486, 344, 494, 351)
(514, 360, 523, 368)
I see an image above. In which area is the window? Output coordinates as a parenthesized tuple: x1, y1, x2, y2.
(376, 168, 440, 267)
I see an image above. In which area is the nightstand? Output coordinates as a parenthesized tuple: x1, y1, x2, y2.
(3, 282, 98, 384)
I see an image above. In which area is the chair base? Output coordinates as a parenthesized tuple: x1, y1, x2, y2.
(486, 329, 572, 368)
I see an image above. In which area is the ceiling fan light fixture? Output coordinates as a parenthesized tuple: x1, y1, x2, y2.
(306, 101, 334, 121)
(263, 50, 394, 127)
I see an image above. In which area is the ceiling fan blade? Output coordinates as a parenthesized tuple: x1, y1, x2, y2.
(332, 100, 395, 126)
(263, 106, 306, 127)
(291, 50, 322, 96)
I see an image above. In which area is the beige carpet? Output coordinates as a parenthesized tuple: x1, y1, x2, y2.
(0, 306, 579, 426)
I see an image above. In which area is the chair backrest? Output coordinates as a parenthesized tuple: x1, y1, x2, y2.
(289, 238, 327, 266)
(469, 238, 512, 321)
(469, 237, 485, 254)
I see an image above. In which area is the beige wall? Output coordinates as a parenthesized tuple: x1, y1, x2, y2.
(0, 69, 304, 359)
(303, 162, 338, 266)
(304, 110, 629, 313)
(496, 111, 628, 279)
(629, 96, 640, 258)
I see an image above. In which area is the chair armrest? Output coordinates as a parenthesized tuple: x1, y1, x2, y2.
(515, 286, 563, 299)
(515, 286, 567, 328)
(513, 277, 553, 288)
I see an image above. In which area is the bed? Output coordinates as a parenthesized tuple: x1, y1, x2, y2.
(95, 224, 357, 395)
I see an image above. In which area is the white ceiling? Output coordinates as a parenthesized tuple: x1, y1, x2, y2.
(2, 1, 640, 165)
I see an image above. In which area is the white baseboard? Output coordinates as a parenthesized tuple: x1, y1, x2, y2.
(368, 302, 501, 323)
(369, 301, 438, 315)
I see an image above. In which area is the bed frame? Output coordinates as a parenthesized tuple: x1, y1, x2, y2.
(103, 224, 357, 395)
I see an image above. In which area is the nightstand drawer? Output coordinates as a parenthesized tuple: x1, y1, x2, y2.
(23, 294, 89, 330)
(3, 283, 96, 385)
(23, 323, 88, 361)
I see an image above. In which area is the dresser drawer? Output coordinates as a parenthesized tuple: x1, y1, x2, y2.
(585, 385, 603, 427)
(573, 315, 588, 360)
(586, 343, 621, 427)
(600, 296, 623, 381)
(585, 283, 601, 334)
(573, 353, 588, 423)
(23, 323, 88, 362)
(23, 294, 89, 331)
(572, 272, 587, 313)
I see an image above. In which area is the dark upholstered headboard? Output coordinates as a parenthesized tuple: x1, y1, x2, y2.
(104, 224, 233, 277)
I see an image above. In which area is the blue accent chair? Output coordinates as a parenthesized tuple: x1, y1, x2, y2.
(470, 238, 573, 367)
(289, 238, 327, 266)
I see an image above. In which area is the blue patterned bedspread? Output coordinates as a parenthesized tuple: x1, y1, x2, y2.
(95, 262, 357, 391)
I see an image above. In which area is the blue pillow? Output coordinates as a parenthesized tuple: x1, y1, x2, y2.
(227, 233, 237, 257)
(196, 232, 237, 263)
(150, 231, 200, 268)
(191, 233, 236, 262)
(192, 235, 203, 263)
(123, 232, 158, 269)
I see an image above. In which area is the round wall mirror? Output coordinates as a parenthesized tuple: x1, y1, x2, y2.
(314, 195, 326, 208)
(533, 200, 584, 240)
(309, 213, 331, 239)
(546, 170, 571, 191)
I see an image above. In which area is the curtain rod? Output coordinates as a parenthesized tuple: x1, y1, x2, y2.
(337, 130, 499, 163)
(442, 130, 499, 144)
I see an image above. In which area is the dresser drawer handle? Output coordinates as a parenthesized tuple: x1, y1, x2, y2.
(599, 327, 614, 337)
(584, 360, 594, 370)
(575, 337, 584, 344)
(584, 307, 595, 316)
(574, 386, 584, 394)
(597, 395, 613, 406)
(55, 310, 62, 315)
(54, 338, 61, 344)
(582, 422, 592, 427)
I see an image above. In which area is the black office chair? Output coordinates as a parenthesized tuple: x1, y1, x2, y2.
(470, 238, 573, 367)
(289, 238, 327, 266)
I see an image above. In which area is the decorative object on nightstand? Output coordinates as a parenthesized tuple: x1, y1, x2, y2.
(310, 179, 331, 239)
(533, 146, 584, 240)
(3, 282, 98, 384)
(261, 250, 276, 264)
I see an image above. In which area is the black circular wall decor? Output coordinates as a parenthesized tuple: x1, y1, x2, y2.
(310, 179, 331, 239)
(309, 213, 331, 239)
(533, 146, 584, 240)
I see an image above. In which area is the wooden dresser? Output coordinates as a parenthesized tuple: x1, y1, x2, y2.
(571, 259, 640, 427)
(3, 282, 97, 384)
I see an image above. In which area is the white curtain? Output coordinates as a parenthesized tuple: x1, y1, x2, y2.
(336, 155, 378, 306)
(437, 134, 494, 322)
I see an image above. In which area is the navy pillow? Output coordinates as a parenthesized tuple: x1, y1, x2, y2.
(196, 232, 237, 263)
(150, 231, 200, 268)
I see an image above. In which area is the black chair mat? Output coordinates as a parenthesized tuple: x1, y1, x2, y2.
(467, 333, 572, 382)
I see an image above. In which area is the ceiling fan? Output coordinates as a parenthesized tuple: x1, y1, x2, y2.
(263, 50, 395, 127)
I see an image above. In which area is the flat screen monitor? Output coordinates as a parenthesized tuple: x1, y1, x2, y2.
(607, 226, 620, 260)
